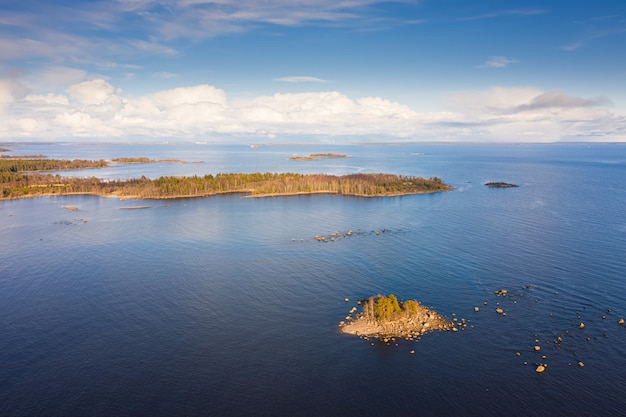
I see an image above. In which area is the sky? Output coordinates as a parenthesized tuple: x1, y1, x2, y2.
(1, 0, 625, 143)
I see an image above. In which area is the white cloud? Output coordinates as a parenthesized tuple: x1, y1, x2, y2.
(68, 79, 118, 106)
(0, 72, 29, 110)
(32, 67, 88, 90)
(461, 9, 546, 21)
(23, 94, 70, 106)
(274, 76, 329, 83)
(153, 72, 178, 79)
(129, 40, 178, 56)
(444, 86, 538, 114)
(1, 0, 418, 67)
(14, 118, 43, 135)
(479, 56, 518, 68)
(0, 79, 15, 109)
(442, 87, 624, 142)
(561, 26, 626, 51)
(150, 84, 227, 107)
(0, 79, 624, 142)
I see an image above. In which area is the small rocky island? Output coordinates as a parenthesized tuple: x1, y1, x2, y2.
(485, 182, 518, 188)
(340, 294, 454, 341)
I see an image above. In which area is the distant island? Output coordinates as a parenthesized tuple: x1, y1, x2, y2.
(0, 158, 453, 200)
(0, 157, 184, 172)
(1, 154, 49, 159)
(111, 157, 186, 164)
(485, 182, 518, 188)
(289, 153, 351, 161)
(340, 294, 454, 341)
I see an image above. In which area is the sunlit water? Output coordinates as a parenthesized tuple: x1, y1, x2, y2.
(1, 143, 625, 416)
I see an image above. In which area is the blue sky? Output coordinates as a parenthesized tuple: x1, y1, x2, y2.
(1, 0, 625, 142)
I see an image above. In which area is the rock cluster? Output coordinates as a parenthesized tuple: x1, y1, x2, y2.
(488, 287, 625, 374)
(306, 229, 388, 243)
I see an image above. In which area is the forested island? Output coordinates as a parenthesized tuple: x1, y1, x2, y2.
(111, 157, 186, 164)
(0, 158, 108, 172)
(0, 158, 452, 200)
(289, 153, 351, 161)
(340, 295, 454, 341)
(0, 157, 183, 172)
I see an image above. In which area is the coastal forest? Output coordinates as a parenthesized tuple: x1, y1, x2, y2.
(0, 158, 452, 200)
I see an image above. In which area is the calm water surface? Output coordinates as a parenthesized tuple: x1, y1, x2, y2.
(1, 143, 625, 416)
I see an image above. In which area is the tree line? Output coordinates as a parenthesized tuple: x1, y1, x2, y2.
(361, 294, 424, 323)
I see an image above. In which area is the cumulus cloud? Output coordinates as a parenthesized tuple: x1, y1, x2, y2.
(68, 79, 118, 106)
(23, 94, 70, 106)
(150, 84, 227, 107)
(0, 78, 624, 142)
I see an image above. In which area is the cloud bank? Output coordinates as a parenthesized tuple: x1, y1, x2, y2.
(1, 78, 623, 142)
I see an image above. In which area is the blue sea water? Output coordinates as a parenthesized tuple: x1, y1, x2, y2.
(1, 143, 625, 416)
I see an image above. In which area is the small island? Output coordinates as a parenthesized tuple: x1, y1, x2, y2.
(1, 158, 453, 200)
(111, 157, 186, 164)
(340, 294, 454, 341)
(485, 182, 518, 188)
(0, 158, 108, 172)
(1, 154, 49, 159)
(289, 153, 351, 161)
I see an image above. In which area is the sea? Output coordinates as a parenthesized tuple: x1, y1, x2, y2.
(1, 142, 625, 416)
